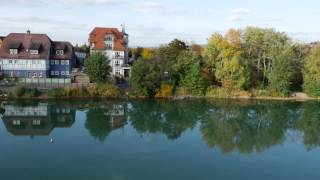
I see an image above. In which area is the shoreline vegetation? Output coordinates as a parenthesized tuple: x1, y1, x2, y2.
(2, 86, 319, 101)
(2, 27, 320, 101)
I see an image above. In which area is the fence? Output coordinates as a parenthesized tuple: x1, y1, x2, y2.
(18, 78, 76, 89)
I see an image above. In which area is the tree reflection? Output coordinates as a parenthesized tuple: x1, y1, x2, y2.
(84, 103, 127, 142)
(200, 101, 302, 154)
(128, 100, 206, 140)
(297, 102, 320, 150)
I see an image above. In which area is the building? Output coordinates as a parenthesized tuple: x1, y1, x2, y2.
(89, 27, 131, 78)
(0, 36, 5, 48)
(75, 51, 87, 64)
(0, 31, 75, 78)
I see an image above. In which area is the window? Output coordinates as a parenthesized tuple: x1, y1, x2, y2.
(55, 71, 59, 75)
(56, 50, 64, 55)
(66, 71, 70, 75)
(61, 60, 65, 65)
(33, 72, 37, 77)
(32, 120, 41, 126)
(30, 50, 38, 55)
(61, 71, 65, 75)
(13, 120, 21, 126)
(9, 60, 12, 64)
(51, 60, 55, 65)
(51, 71, 54, 75)
(106, 43, 112, 50)
(55, 60, 59, 65)
(115, 60, 119, 66)
(9, 49, 18, 55)
(105, 35, 113, 41)
(65, 60, 69, 65)
(39, 72, 43, 78)
(115, 69, 121, 75)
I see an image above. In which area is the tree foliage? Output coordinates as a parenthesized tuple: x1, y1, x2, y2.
(303, 44, 320, 97)
(130, 58, 161, 97)
(84, 52, 111, 83)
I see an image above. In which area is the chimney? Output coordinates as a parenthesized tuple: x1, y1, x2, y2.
(27, 30, 31, 35)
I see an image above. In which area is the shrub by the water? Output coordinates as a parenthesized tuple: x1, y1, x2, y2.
(9, 87, 40, 98)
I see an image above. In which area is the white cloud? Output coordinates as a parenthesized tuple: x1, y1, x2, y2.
(133, 1, 188, 14)
(0, 16, 87, 29)
(227, 8, 251, 22)
(0, 0, 121, 6)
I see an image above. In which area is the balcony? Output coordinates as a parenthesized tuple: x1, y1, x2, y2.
(112, 55, 124, 59)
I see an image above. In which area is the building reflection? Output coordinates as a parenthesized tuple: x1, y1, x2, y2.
(85, 103, 128, 142)
(2, 102, 75, 136)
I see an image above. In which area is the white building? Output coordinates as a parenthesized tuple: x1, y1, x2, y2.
(89, 27, 131, 78)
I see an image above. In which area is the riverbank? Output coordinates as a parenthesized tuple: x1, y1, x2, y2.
(1, 86, 319, 101)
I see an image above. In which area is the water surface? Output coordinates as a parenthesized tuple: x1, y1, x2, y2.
(0, 99, 320, 180)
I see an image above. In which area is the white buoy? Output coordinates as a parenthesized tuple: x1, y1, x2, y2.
(50, 138, 54, 143)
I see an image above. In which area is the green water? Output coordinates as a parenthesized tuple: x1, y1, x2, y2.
(0, 99, 320, 180)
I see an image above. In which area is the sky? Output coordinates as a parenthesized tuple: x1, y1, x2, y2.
(0, 0, 320, 47)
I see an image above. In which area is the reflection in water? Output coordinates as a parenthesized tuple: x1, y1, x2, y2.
(1, 100, 320, 153)
(2, 102, 75, 137)
(85, 103, 127, 142)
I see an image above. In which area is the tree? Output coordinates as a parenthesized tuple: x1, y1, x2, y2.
(141, 48, 154, 60)
(203, 29, 249, 90)
(242, 27, 291, 87)
(154, 39, 188, 84)
(267, 46, 295, 96)
(303, 44, 320, 97)
(84, 52, 111, 83)
(174, 50, 207, 95)
(130, 58, 161, 97)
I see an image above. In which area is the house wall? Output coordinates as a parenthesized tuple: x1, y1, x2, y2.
(49, 59, 73, 78)
(1, 59, 49, 78)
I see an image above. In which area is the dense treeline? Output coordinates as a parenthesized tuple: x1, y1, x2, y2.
(130, 27, 320, 98)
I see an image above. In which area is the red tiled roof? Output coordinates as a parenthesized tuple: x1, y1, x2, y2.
(89, 27, 127, 51)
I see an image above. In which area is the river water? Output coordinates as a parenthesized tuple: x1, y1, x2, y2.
(0, 99, 319, 180)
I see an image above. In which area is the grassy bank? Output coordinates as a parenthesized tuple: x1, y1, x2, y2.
(3, 85, 319, 101)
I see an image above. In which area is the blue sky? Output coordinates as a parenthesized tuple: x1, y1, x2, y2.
(0, 0, 320, 47)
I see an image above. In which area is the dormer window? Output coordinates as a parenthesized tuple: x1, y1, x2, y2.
(29, 43, 41, 55)
(9, 49, 18, 55)
(105, 34, 113, 41)
(30, 50, 38, 55)
(56, 50, 64, 55)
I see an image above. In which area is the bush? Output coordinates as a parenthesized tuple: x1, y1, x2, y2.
(9, 87, 40, 98)
(48, 84, 120, 98)
(206, 86, 252, 98)
(48, 88, 66, 98)
(155, 83, 173, 98)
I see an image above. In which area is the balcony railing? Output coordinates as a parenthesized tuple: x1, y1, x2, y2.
(112, 55, 124, 59)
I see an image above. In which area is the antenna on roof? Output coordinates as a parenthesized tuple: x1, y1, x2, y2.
(121, 23, 126, 33)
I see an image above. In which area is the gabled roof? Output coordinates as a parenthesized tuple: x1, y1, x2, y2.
(0, 32, 75, 60)
(89, 27, 127, 51)
(30, 43, 41, 50)
(51, 41, 74, 60)
(0, 33, 51, 59)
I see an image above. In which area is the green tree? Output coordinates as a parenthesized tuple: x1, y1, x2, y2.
(203, 29, 249, 90)
(84, 52, 111, 83)
(242, 27, 291, 87)
(303, 44, 320, 97)
(155, 39, 188, 84)
(130, 58, 161, 97)
(267, 46, 295, 96)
